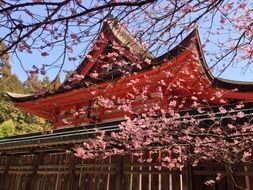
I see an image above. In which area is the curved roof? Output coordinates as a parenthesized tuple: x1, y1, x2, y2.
(154, 29, 253, 92)
(75, 17, 154, 75)
(7, 29, 253, 103)
(6, 92, 33, 99)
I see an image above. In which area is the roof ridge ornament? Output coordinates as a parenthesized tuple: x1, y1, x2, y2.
(106, 14, 119, 29)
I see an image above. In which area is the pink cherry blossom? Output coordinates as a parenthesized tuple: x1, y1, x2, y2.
(236, 111, 244, 118)
(204, 179, 215, 186)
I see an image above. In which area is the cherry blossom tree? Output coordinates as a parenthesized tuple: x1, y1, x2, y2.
(1, 0, 253, 77)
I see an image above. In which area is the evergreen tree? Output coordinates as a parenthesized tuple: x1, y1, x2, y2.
(51, 76, 61, 90)
(0, 42, 52, 137)
(24, 75, 61, 94)
(0, 41, 11, 78)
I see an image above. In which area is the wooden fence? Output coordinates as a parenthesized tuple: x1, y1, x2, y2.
(0, 151, 253, 190)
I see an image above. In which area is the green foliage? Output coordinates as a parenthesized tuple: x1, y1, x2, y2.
(0, 120, 15, 137)
(0, 75, 25, 99)
(0, 100, 51, 136)
(0, 42, 53, 137)
(0, 75, 53, 137)
(24, 75, 61, 94)
(0, 41, 11, 78)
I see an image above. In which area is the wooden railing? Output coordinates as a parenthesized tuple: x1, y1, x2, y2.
(0, 152, 189, 190)
(1, 152, 252, 190)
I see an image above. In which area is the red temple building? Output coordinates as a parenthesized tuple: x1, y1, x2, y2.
(1, 18, 253, 189)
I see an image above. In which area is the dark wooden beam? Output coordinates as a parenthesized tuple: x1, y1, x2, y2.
(67, 153, 76, 190)
(1, 155, 12, 190)
(26, 152, 44, 190)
